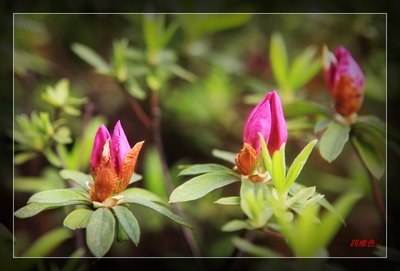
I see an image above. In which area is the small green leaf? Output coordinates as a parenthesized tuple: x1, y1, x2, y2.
(63, 209, 93, 230)
(123, 198, 191, 228)
(232, 236, 280, 257)
(14, 152, 38, 165)
(113, 206, 140, 246)
(314, 118, 331, 133)
(126, 77, 146, 100)
(28, 189, 91, 204)
(259, 133, 272, 172)
(352, 133, 385, 179)
(211, 149, 236, 165)
(287, 186, 316, 207)
(119, 187, 166, 205)
(178, 163, 234, 177)
(169, 172, 239, 203)
(86, 208, 115, 257)
(164, 64, 196, 82)
(71, 43, 111, 74)
(319, 121, 350, 162)
(43, 148, 62, 167)
(271, 145, 286, 194)
(214, 196, 240, 205)
(14, 203, 65, 218)
(284, 139, 317, 192)
(284, 100, 327, 118)
(60, 169, 93, 189)
(270, 32, 288, 89)
(221, 220, 251, 232)
(129, 173, 143, 184)
(23, 228, 73, 257)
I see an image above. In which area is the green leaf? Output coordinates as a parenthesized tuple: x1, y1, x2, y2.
(122, 198, 191, 228)
(116, 220, 130, 242)
(14, 202, 67, 218)
(319, 121, 350, 162)
(259, 133, 272, 172)
(71, 43, 111, 74)
(126, 77, 146, 100)
(28, 189, 91, 204)
(271, 145, 286, 194)
(284, 100, 327, 118)
(60, 169, 93, 189)
(284, 139, 317, 192)
(143, 146, 168, 200)
(119, 187, 166, 205)
(164, 64, 196, 82)
(352, 133, 385, 179)
(86, 208, 115, 257)
(14, 152, 38, 165)
(214, 196, 240, 205)
(314, 118, 331, 133)
(63, 209, 93, 230)
(23, 228, 73, 257)
(221, 220, 251, 232)
(178, 163, 234, 177)
(211, 149, 236, 165)
(43, 148, 62, 167)
(169, 172, 239, 203)
(112, 206, 140, 246)
(270, 32, 288, 89)
(288, 46, 322, 90)
(129, 173, 142, 184)
(232, 237, 280, 257)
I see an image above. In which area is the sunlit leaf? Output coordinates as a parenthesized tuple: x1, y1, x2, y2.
(71, 43, 111, 74)
(271, 145, 286, 193)
(123, 198, 191, 228)
(63, 209, 93, 230)
(113, 206, 140, 246)
(178, 163, 234, 177)
(288, 46, 322, 89)
(319, 121, 350, 162)
(284, 139, 317, 192)
(86, 208, 115, 257)
(169, 172, 239, 203)
(23, 228, 73, 257)
(214, 196, 240, 205)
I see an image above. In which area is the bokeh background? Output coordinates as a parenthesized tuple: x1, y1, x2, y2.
(1, 8, 398, 271)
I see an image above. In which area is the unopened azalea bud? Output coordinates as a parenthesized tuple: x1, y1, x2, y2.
(243, 91, 287, 155)
(323, 45, 365, 117)
(90, 121, 144, 202)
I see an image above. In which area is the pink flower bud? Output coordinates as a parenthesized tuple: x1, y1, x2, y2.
(243, 91, 287, 155)
(323, 45, 365, 117)
(89, 121, 144, 202)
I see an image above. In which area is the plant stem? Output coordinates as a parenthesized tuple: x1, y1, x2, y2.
(351, 141, 386, 224)
(118, 83, 152, 129)
(150, 91, 204, 267)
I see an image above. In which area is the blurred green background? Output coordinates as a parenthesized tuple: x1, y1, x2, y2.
(9, 12, 390, 268)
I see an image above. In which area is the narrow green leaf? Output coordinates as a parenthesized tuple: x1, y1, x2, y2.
(113, 206, 140, 246)
(169, 173, 239, 203)
(259, 133, 272, 172)
(214, 196, 240, 205)
(232, 237, 280, 257)
(60, 169, 93, 189)
(119, 187, 166, 205)
(14, 203, 66, 218)
(211, 149, 236, 165)
(287, 186, 316, 207)
(319, 121, 350, 162)
(63, 209, 93, 230)
(28, 189, 91, 204)
(86, 208, 115, 257)
(271, 145, 286, 193)
(288, 46, 322, 89)
(23, 228, 72, 257)
(14, 152, 38, 165)
(178, 163, 234, 177)
(285, 139, 317, 192)
(143, 146, 168, 200)
(129, 173, 143, 184)
(71, 43, 111, 74)
(123, 198, 191, 228)
(221, 220, 251, 232)
(126, 77, 146, 100)
(164, 64, 196, 82)
(270, 32, 288, 89)
(43, 148, 62, 167)
(352, 134, 385, 179)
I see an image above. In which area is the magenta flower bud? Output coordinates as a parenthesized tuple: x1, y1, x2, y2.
(110, 120, 132, 173)
(243, 91, 287, 155)
(89, 121, 144, 202)
(323, 45, 365, 117)
(90, 124, 111, 170)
